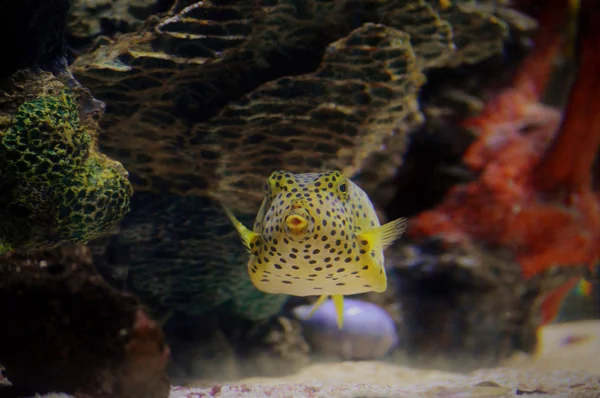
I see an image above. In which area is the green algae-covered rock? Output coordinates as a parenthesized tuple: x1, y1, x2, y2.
(0, 70, 133, 254)
(2, 91, 92, 183)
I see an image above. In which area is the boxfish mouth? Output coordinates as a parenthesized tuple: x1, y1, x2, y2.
(286, 214, 308, 230)
(284, 205, 313, 236)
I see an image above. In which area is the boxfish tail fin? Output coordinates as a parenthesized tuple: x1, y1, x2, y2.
(302, 294, 346, 329)
(332, 294, 345, 329)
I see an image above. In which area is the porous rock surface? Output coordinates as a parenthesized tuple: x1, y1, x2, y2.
(72, 0, 512, 206)
(72, 0, 519, 322)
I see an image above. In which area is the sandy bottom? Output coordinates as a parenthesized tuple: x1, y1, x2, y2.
(171, 320, 600, 397)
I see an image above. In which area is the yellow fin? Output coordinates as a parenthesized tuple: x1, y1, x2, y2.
(357, 217, 407, 252)
(361, 253, 388, 293)
(332, 294, 344, 329)
(222, 206, 261, 252)
(302, 295, 346, 329)
(303, 294, 329, 320)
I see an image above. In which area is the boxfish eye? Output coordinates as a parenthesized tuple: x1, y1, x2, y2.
(339, 183, 347, 193)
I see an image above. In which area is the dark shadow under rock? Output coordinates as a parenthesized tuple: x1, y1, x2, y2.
(0, 244, 170, 398)
(0, 0, 69, 79)
(165, 313, 309, 384)
(375, 238, 588, 372)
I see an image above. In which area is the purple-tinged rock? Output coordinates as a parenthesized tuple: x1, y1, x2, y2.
(293, 298, 398, 360)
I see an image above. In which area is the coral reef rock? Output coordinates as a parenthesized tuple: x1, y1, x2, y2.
(68, 0, 173, 47)
(381, 238, 587, 371)
(91, 191, 289, 320)
(72, 0, 513, 206)
(386, 0, 600, 368)
(73, 0, 520, 325)
(0, 244, 170, 398)
(0, 69, 133, 254)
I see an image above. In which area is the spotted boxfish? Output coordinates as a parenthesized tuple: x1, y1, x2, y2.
(223, 170, 407, 328)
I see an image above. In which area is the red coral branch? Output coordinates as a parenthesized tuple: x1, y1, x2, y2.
(534, 0, 600, 195)
(408, 0, 600, 280)
(462, 0, 570, 133)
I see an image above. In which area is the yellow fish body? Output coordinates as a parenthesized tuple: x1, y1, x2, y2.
(223, 170, 407, 328)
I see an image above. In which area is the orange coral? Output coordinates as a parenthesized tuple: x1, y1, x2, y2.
(408, 0, 600, 280)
